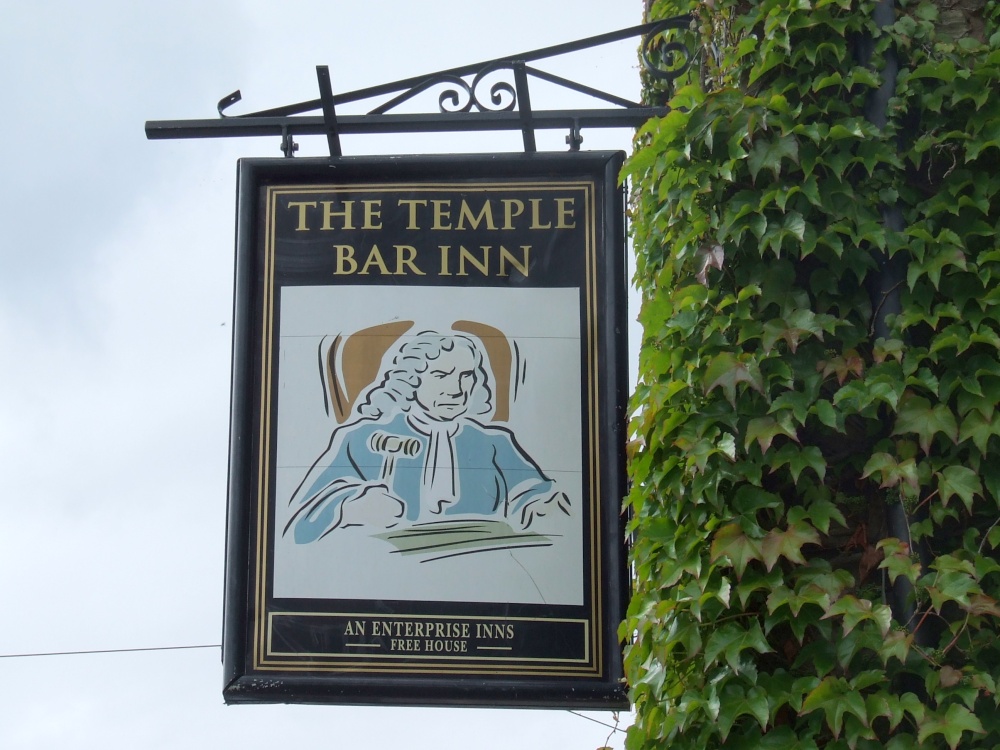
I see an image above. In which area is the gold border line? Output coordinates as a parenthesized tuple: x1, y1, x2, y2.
(266, 612, 591, 667)
(251, 178, 605, 677)
(586, 183, 604, 677)
(254, 664, 598, 677)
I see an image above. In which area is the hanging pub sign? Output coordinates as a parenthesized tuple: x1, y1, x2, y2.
(222, 152, 629, 708)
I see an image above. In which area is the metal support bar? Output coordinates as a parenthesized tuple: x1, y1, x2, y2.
(145, 107, 671, 141)
(316, 66, 342, 157)
(512, 62, 536, 153)
(523, 66, 641, 109)
(145, 16, 694, 155)
(215, 18, 691, 120)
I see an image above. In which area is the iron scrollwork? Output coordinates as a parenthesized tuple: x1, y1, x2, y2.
(641, 17, 696, 86)
(147, 16, 696, 156)
(435, 63, 520, 114)
(370, 61, 520, 116)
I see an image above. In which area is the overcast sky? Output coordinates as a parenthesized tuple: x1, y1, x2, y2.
(0, 2, 648, 747)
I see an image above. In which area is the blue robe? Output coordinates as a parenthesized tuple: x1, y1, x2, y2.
(286, 413, 556, 543)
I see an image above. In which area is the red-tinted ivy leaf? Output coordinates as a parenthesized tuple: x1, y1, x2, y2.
(878, 538, 922, 585)
(939, 665, 963, 688)
(761, 522, 820, 571)
(745, 414, 799, 453)
(710, 523, 764, 579)
(703, 352, 766, 406)
(818, 349, 865, 385)
(873, 337, 905, 364)
(859, 543, 885, 583)
(964, 593, 1000, 617)
(861, 452, 920, 493)
(762, 308, 833, 354)
(696, 242, 725, 285)
(878, 630, 913, 667)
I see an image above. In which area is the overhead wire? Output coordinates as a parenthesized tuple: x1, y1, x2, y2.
(0, 644, 220, 659)
(0, 643, 627, 736)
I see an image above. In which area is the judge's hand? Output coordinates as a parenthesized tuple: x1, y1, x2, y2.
(516, 491, 571, 531)
(337, 484, 406, 529)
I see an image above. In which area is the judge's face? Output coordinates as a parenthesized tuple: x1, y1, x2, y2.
(415, 345, 477, 421)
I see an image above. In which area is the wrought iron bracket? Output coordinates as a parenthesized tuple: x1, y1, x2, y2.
(144, 16, 694, 157)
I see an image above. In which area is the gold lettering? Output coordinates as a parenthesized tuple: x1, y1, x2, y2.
(333, 245, 358, 275)
(397, 199, 428, 229)
(432, 200, 452, 230)
(423, 639, 469, 653)
(529, 198, 552, 229)
(344, 619, 365, 636)
(502, 199, 524, 230)
(458, 245, 489, 276)
(359, 244, 390, 275)
(555, 197, 576, 228)
(322, 200, 355, 230)
(498, 245, 530, 277)
(286, 201, 317, 231)
(390, 638, 421, 652)
(476, 622, 515, 639)
(438, 246, 453, 276)
(393, 245, 424, 275)
(456, 200, 497, 230)
(362, 200, 383, 229)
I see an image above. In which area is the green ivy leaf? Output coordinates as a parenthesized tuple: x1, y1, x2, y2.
(703, 621, 773, 674)
(717, 684, 769, 740)
(769, 444, 827, 484)
(916, 704, 985, 750)
(800, 676, 869, 739)
(924, 570, 982, 612)
(878, 630, 913, 667)
(822, 594, 876, 635)
(892, 393, 959, 453)
(747, 135, 800, 182)
(936, 465, 982, 512)
(745, 415, 799, 453)
(958, 411, 1000, 453)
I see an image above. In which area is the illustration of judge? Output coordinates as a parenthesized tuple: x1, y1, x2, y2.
(284, 329, 570, 543)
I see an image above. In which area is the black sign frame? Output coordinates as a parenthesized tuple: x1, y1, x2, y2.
(222, 152, 628, 709)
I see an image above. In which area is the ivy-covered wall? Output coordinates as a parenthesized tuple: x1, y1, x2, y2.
(624, 1, 1000, 747)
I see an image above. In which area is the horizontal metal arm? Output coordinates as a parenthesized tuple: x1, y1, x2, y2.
(145, 107, 672, 140)
(143, 16, 693, 155)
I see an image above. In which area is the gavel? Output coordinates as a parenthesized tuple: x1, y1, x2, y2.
(368, 431, 422, 482)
